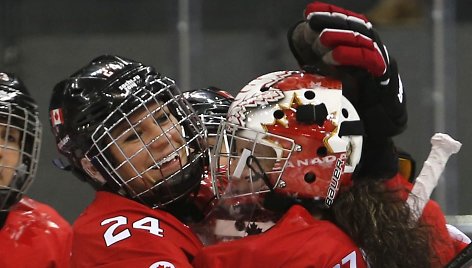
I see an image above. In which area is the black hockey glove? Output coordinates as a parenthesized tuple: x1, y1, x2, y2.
(288, 1, 407, 139)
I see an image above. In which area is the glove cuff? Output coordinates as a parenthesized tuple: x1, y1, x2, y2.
(360, 59, 407, 137)
(354, 137, 399, 181)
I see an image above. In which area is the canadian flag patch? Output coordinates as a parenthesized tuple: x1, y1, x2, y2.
(50, 108, 64, 126)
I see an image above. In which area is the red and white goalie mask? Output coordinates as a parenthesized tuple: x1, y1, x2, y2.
(211, 71, 364, 207)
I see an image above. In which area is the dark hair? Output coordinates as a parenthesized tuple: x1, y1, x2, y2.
(332, 180, 435, 268)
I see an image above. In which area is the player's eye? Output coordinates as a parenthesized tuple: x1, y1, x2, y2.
(124, 129, 143, 143)
(154, 113, 169, 125)
(0, 127, 20, 147)
(7, 134, 18, 144)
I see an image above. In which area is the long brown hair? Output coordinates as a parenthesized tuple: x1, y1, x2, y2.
(331, 179, 436, 268)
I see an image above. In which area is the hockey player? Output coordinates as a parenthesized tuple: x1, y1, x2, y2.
(49, 55, 208, 267)
(192, 71, 371, 267)
(288, 1, 468, 266)
(0, 73, 72, 267)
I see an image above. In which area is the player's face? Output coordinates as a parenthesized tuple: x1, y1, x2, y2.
(0, 123, 21, 187)
(109, 102, 188, 193)
(222, 137, 278, 196)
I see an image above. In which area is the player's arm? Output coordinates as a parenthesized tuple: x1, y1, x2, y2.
(288, 1, 406, 138)
(288, 1, 406, 179)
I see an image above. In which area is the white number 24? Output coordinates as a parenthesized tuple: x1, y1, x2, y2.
(101, 216, 164, 246)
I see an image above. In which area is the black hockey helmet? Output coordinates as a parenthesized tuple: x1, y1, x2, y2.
(49, 55, 207, 208)
(0, 72, 41, 212)
(183, 87, 234, 136)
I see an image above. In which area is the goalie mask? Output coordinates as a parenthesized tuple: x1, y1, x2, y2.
(49, 55, 207, 208)
(0, 73, 41, 213)
(212, 71, 364, 207)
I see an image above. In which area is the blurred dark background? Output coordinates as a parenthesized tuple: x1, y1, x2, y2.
(1, 0, 470, 231)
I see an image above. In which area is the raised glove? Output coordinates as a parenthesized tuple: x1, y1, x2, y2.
(288, 1, 406, 138)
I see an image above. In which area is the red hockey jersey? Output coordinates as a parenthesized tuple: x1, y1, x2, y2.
(0, 197, 72, 268)
(386, 173, 469, 266)
(70, 191, 203, 268)
(193, 204, 368, 268)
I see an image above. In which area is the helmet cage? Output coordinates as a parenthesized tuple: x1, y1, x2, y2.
(211, 121, 295, 199)
(183, 88, 234, 137)
(86, 77, 206, 208)
(0, 101, 41, 212)
(193, 101, 232, 137)
(197, 107, 229, 137)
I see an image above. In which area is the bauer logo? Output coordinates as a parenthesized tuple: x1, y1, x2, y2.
(325, 158, 344, 207)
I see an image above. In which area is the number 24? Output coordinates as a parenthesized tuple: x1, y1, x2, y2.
(101, 216, 164, 246)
